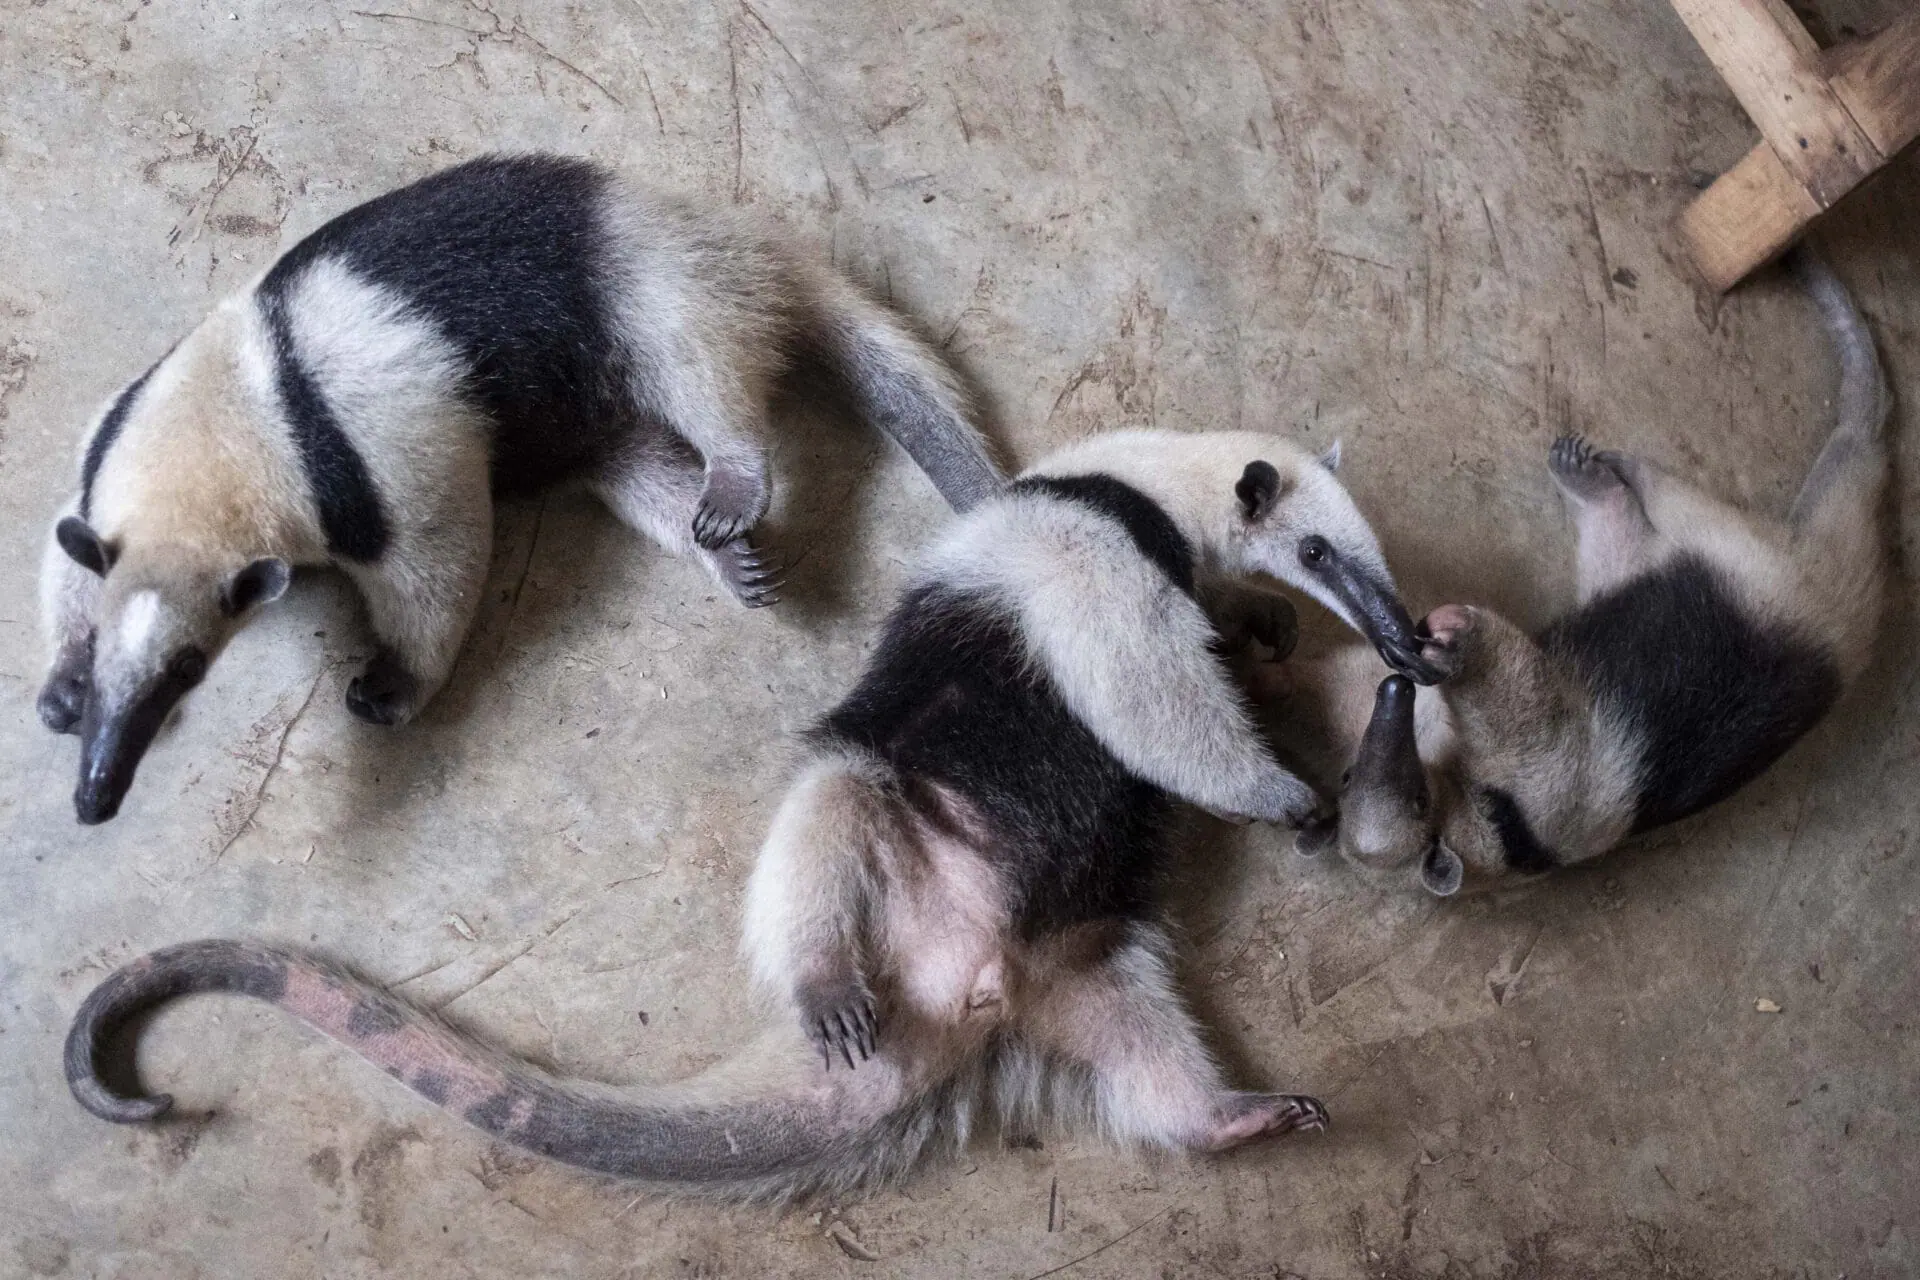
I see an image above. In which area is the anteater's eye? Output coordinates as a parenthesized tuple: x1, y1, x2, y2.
(1413, 793, 1430, 819)
(168, 648, 208, 686)
(1299, 536, 1330, 569)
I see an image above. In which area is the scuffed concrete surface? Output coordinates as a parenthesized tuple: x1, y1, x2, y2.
(2, 0, 1917, 1276)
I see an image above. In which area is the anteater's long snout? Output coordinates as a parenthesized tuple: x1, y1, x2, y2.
(1338, 675, 1433, 871)
(73, 680, 193, 825)
(75, 711, 149, 825)
(1352, 676, 1423, 798)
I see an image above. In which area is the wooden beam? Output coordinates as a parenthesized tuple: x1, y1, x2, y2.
(1675, 9, 1920, 292)
(1824, 8, 1920, 160)
(1677, 140, 1822, 293)
(1669, 0, 1881, 205)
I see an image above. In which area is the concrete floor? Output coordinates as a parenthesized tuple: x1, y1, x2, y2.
(3, 0, 1917, 1275)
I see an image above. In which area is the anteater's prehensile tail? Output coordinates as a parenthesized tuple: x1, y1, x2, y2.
(1787, 247, 1892, 448)
(799, 268, 1005, 514)
(64, 940, 965, 1204)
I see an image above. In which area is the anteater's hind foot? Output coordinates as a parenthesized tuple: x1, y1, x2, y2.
(1202, 1091, 1329, 1151)
(591, 439, 784, 608)
(797, 973, 878, 1070)
(1023, 925, 1321, 1154)
(742, 755, 893, 1072)
(709, 538, 783, 609)
(1548, 434, 1634, 504)
(1548, 436, 1664, 603)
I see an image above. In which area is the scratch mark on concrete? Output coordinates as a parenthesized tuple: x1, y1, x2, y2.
(1047, 358, 1102, 423)
(434, 904, 585, 1010)
(729, 27, 745, 202)
(733, 0, 862, 202)
(1479, 190, 1506, 272)
(167, 129, 263, 257)
(210, 660, 338, 864)
(1319, 246, 1399, 273)
(637, 63, 665, 133)
(199, 131, 260, 228)
(946, 84, 972, 145)
(871, 94, 925, 133)
(500, 495, 550, 655)
(738, 0, 817, 94)
(350, 10, 489, 36)
(1578, 168, 1615, 304)
(388, 954, 460, 990)
(1021, 1205, 1172, 1279)
(1487, 922, 1544, 1006)
(939, 263, 990, 349)
(1323, 1042, 1390, 1100)
(354, 6, 622, 105)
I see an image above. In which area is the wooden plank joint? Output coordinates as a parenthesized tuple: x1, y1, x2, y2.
(1673, 6, 1920, 292)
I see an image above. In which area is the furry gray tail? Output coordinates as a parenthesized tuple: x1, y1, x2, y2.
(799, 269, 1004, 512)
(1787, 248, 1893, 532)
(64, 939, 961, 1204)
(1790, 247, 1892, 446)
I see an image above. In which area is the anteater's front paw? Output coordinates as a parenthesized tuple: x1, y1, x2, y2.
(1248, 776, 1326, 829)
(797, 975, 878, 1070)
(691, 469, 769, 551)
(1213, 590, 1301, 662)
(38, 668, 90, 735)
(1414, 605, 1475, 682)
(346, 649, 422, 726)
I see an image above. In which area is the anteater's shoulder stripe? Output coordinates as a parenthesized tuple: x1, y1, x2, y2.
(254, 155, 621, 495)
(254, 282, 392, 562)
(1011, 472, 1195, 595)
(79, 362, 161, 520)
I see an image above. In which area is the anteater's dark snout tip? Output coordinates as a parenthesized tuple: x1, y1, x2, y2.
(74, 777, 124, 826)
(1378, 640, 1448, 688)
(1374, 673, 1417, 712)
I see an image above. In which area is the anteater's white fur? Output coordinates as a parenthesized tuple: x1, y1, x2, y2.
(1259, 254, 1892, 894)
(68, 428, 1415, 1200)
(40, 164, 997, 820)
(733, 429, 1404, 1191)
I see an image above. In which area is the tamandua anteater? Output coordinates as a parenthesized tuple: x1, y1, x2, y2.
(39, 153, 1001, 824)
(67, 429, 1441, 1202)
(1261, 251, 1891, 897)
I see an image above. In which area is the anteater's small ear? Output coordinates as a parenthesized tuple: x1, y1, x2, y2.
(1420, 840, 1464, 897)
(1235, 460, 1287, 522)
(222, 557, 292, 617)
(56, 516, 116, 578)
(1317, 439, 1344, 473)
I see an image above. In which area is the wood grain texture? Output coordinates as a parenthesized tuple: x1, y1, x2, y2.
(1677, 140, 1821, 292)
(1670, 0, 1881, 205)
(1675, 5, 1920, 291)
(1825, 7, 1920, 159)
